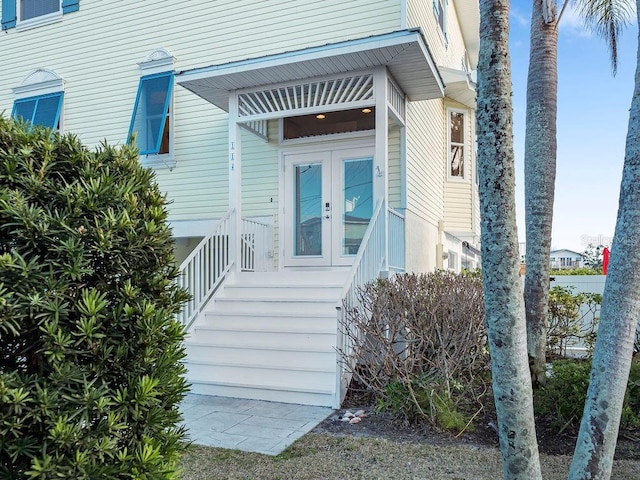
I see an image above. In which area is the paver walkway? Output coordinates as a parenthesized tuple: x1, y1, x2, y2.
(180, 394, 334, 456)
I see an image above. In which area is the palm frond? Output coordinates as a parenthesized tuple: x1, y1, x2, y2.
(575, 0, 635, 75)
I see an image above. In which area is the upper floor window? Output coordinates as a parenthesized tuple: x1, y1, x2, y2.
(13, 92, 63, 130)
(433, 0, 448, 45)
(128, 72, 173, 155)
(2, 0, 79, 30)
(12, 68, 64, 131)
(127, 48, 176, 169)
(21, 0, 58, 20)
(448, 109, 466, 179)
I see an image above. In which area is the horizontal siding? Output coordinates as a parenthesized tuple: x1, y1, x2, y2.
(241, 120, 279, 218)
(407, 0, 470, 71)
(444, 187, 473, 231)
(443, 101, 476, 233)
(405, 99, 444, 225)
(0, 0, 401, 222)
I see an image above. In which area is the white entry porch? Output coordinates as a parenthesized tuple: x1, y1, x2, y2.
(174, 29, 441, 407)
(176, 199, 405, 407)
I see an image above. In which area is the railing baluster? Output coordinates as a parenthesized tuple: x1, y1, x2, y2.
(335, 201, 405, 407)
(176, 214, 273, 329)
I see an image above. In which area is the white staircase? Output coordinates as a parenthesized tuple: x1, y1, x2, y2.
(184, 270, 348, 407)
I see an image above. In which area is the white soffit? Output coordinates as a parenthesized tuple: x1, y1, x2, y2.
(176, 29, 443, 112)
(453, 0, 480, 70)
(440, 66, 476, 108)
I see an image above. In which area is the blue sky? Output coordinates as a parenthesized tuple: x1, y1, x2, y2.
(508, 2, 637, 252)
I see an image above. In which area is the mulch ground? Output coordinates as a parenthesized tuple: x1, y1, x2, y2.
(311, 392, 640, 461)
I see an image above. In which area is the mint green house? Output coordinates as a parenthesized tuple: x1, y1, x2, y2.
(0, 0, 480, 407)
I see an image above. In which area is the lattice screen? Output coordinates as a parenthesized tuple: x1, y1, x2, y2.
(238, 74, 374, 118)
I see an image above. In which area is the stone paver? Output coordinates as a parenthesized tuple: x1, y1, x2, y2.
(180, 394, 334, 456)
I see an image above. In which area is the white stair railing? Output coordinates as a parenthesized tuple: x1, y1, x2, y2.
(335, 199, 386, 407)
(388, 208, 405, 272)
(241, 218, 273, 272)
(177, 213, 274, 328)
(177, 210, 233, 329)
(334, 202, 406, 407)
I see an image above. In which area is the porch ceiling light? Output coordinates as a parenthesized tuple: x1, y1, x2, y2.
(361, 108, 372, 114)
(316, 114, 326, 119)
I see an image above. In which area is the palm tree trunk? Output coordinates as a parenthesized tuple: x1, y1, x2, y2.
(569, 6, 640, 476)
(524, 0, 559, 388)
(477, 0, 542, 477)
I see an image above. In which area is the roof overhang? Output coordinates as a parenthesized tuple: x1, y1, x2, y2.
(439, 66, 476, 108)
(453, 0, 480, 70)
(176, 29, 444, 112)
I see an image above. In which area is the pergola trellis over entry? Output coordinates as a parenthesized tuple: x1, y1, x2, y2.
(177, 28, 444, 272)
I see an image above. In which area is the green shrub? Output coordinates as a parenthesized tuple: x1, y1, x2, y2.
(622, 360, 640, 429)
(377, 374, 471, 432)
(549, 268, 602, 275)
(0, 118, 189, 478)
(547, 286, 600, 358)
(535, 358, 640, 434)
(534, 359, 591, 433)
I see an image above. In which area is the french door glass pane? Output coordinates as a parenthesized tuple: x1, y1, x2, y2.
(343, 157, 372, 255)
(294, 163, 322, 256)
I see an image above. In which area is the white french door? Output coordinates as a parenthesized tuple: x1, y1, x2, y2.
(283, 147, 374, 267)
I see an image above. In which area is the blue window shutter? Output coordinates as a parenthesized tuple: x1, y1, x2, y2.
(128, 72, 173, 155)
(62, 0, 79, 14)
(12, 92, 64, 129)
(2, 0, 16, 30)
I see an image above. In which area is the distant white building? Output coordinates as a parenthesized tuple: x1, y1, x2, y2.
(550, 249, 584, 270)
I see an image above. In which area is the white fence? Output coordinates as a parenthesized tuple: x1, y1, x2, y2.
(549, 275, 605, 357)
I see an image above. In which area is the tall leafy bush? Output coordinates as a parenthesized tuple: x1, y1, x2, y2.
(0, 118, 189, 478)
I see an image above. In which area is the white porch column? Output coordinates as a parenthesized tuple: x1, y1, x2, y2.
(374, 67, 389, 272)
(228, 91, 242, 272)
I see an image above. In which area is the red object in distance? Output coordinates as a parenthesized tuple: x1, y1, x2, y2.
(603, 247, 610, 275)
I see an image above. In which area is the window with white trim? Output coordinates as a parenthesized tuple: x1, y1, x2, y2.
(21, 0, 59, 20)
(433, 0, 448, 45)
(12, 92, 63, 130)
(128, 48, 176, 169)
(128, 72, 173, 156)
(447, 250, 458, 271)
(448, 109, 466, 179)
(1, 0, 80, 31)
(12, 68, 65, 131)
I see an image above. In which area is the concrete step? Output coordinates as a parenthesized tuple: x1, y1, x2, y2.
(188, 326, 335, 349)
(185, 361, 335, 391)
(184, 268, 348, 407)
(185, 341, 336, 369)
(219, 284, 343, 300)
(230, 270, 348, 286)
(188, 380, 335, 407)
(210, 297, 339, 315)
(200, 311, 336, 333)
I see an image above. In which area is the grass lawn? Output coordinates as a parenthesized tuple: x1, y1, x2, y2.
(179, 433, 640, 480)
